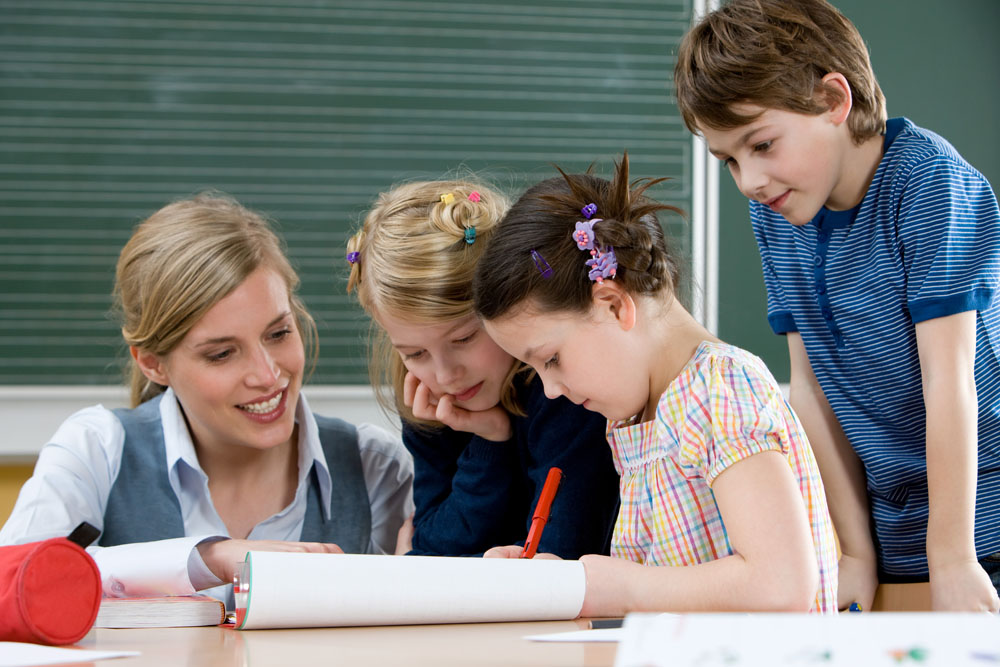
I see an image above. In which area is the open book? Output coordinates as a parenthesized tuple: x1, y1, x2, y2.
(94, 595, 225, 628)
(234, 552, 586, 630)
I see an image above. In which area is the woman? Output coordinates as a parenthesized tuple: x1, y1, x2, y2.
(0, 193, 414, 601)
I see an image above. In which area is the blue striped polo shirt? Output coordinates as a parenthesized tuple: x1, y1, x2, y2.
(751, 117, 1000, 576)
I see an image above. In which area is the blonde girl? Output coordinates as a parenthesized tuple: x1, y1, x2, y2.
(347, 180, 619, 557)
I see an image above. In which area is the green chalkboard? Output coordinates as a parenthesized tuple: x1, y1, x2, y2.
(717, 0, 1000, 381)
(0, 0, 695, 385)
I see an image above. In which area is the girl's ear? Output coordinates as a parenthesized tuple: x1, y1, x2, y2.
(130, 346, 170, 387)
(591, 281, 637, 331)
(820, 72, 853, 126)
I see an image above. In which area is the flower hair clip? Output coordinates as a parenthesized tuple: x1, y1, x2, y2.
(570, 203, 617, 283)
(464, 227, 477, 245)
(346, 251, 360, 265)
(440, 192, 455, 205)
(467, 191, 481, 203)
(573, 219, 600, 251)
(586, 247, 617, 282)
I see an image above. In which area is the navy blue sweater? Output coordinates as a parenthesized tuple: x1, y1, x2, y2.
(404, 374, 620, 558)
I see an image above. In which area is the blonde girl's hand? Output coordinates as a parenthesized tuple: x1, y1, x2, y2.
(403, 371, 512, 442)
(403, 370, 441, 421)
(197, 538, 344, 588)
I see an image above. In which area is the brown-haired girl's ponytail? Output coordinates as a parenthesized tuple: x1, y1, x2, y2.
(474, 153, 685, 322)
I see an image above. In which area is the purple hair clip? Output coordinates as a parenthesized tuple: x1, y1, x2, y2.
(570, 205, 618, 283)
(531, 249, 553, 279)
(586, 247, 617, 283)
(573, 219, 596, 251)
(346, 251, 360, 264)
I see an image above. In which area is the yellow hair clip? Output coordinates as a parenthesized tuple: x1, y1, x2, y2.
(440, 193, 455, 205)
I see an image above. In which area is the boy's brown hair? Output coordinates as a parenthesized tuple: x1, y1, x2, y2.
(674, 0, 886, 145)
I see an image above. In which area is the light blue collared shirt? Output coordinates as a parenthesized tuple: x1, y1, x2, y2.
(0, 388, 414, 601)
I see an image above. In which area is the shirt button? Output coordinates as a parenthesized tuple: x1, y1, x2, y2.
(822, 307, 833, 320)
(817, 231, 829, 243)
(814, 255, 823, 267)
(815, 283, 826, 295)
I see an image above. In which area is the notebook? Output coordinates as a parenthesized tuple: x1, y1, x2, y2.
(233, 552, 586, 629)
(94, 595, 226, 628)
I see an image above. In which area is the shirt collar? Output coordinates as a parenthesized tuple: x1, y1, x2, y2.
(294, 393, 334, 520)
(159, 387, 202, 477)
(158, 388, 334, 520)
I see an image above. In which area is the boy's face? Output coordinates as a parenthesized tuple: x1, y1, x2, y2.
(700, 105, 850, 225)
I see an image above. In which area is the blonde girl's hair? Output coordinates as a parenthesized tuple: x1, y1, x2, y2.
(113, 193, 317, 407)
(346, 180, 522, 428)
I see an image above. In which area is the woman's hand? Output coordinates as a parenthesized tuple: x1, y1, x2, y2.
(197, 538, 343, 587)
(404, 371, 512, 442)
(395, 514, 414, 555)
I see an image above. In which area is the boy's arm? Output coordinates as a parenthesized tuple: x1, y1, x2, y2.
(915, 311, 1000, 612)
(787, 333, 877, 611)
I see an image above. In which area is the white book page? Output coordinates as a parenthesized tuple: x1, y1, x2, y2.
(0, 642, 139, 667)
(237, 553, 586, 630)
(615, 612, 1000, 667)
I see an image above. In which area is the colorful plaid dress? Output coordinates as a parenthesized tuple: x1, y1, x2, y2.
(607, 341, 838, 613)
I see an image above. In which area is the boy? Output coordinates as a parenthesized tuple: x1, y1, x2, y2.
(674, 0, 1000, 612)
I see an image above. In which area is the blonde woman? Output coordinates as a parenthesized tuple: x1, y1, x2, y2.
(347, 180, 619, 557)
(0, 194, 414, 602)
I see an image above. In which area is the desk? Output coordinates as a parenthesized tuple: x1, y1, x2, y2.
(74, 584, 932, 667)
(78, 620, 617, 667)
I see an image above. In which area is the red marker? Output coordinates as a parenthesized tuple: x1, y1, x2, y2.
(521, 467, 564, 559)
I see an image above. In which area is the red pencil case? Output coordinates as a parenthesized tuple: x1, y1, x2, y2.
(0, 525, 102, 645)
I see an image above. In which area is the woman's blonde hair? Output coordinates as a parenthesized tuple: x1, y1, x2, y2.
(114, 193, 317, 407)
(346, 179, 521, 427)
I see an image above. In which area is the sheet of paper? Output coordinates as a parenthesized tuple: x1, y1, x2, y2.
(0, 642, 139, 667)
(238, 552, 586, 629)
(615, 612, 1000, 667)
(524, 628, 623, 642)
